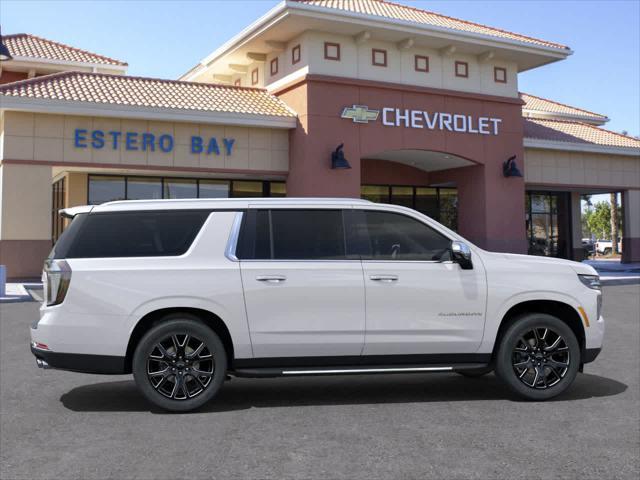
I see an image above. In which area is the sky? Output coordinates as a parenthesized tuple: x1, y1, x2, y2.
(1, 0, 639, 136)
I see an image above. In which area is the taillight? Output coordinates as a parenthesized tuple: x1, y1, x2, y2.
(43, 259, 72, 306)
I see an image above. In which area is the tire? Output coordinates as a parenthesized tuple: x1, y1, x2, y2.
(495, 313, 580, 401)
(603, 247, 612, 256)
(456, 366, 493, 378)
(133, 314, 227, 412)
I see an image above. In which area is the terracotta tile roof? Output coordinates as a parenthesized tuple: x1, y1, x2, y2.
(520, 93, 608, 121)
(3, 33, 127, 67)
(292, 0, 568, 50)
(0, 71, 297, 118)
(524, 118, 640, 149)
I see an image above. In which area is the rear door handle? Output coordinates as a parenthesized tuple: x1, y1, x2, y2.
(369, 275, 398, 282)
(256, 275, 287, 283)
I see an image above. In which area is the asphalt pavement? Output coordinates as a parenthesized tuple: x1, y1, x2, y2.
(1, 284, 639, 480)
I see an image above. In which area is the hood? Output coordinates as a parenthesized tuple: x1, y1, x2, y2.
(482, 251, 598, 276)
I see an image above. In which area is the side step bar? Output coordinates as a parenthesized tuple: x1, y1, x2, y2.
(231, 363, 489, 378)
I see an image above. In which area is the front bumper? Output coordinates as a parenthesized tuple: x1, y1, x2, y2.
(30, 344, 127, 374)
(583, 347, 601, 364)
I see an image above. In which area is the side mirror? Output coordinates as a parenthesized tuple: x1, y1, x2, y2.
(451, 241, 473, 270)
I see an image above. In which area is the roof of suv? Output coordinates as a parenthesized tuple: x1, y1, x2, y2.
(63, 198, 373, 216)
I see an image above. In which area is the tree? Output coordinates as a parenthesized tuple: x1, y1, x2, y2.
(584, 201, 612, 240)
(610, 192, 619, 254)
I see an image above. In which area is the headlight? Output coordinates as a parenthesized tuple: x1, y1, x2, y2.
(578, 274, 601, 291)
(43, 259, 72, 306)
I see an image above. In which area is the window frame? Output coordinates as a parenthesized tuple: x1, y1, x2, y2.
(291, 44, 301, 65)
(494, 66, 507, 83)
(414, 55, 429, 73)
(371, 48, 387, 67)
(251, 68, 259, 85)
(270, 57, 279, 76)
(324, 42, 341, 61)
(455, 61, 469, 78)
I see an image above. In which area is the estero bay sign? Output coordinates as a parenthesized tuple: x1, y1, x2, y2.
(341, 105, 503, 135)
(74, 129, 236, 155)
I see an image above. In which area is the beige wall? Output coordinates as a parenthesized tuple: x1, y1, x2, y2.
(624, 189, 640, 238)
(1, 112, 290, 172)
(524, 148, 640, 189)
(0, 163, 52, 240)
(195, 30, 519, 98)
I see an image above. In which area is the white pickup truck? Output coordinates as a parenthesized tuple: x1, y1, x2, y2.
(595, 238, 622, 255)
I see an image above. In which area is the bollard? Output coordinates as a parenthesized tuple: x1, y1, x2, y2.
(0, 265, 6, 297)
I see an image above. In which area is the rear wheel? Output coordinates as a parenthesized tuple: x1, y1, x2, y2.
(133, 315, 227, 412)
(495, 313, 580, 401)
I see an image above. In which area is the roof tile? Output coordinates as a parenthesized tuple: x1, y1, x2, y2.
(0, 71, 296, 118)
(520, 93, 607, 120)
(293, 0, 568, 50)
(3, 33, 127, 66)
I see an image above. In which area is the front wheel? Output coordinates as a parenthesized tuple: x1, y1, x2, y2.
(133, 315, 227, 412)
(495, 313, 580, 401)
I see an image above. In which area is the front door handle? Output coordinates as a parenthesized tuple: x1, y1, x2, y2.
(369, 275, 399, 282)
(256, 275, 287, 283)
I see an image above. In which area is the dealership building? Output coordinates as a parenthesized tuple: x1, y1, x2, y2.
(1, 0, 639, 278)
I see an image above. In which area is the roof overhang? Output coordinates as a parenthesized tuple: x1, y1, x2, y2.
(524, 138, 640, 157)
(181, 0, 571, 81)
(0, 96, 297, 129)
(1, 56, 128, 74)
(522, 110, 608, 126)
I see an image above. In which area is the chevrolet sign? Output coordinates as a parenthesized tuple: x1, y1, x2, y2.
(341, 105, 380, 123)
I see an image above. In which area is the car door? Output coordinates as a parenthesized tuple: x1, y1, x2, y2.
(238, 208, 366, 359)
(352, 208, 487, 357)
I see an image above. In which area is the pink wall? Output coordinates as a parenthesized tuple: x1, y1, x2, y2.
(276, 74, 527, 253)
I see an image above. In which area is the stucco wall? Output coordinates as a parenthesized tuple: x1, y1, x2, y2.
(524, 148, 640, 189)
(1, 111, 289, 173)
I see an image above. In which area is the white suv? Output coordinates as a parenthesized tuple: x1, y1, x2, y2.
(31, 198, 604, 411)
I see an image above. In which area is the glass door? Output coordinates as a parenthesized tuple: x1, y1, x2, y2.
(526, 192, 571, 258)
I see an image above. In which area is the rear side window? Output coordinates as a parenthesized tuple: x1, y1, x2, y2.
(52, 210, 210, 259)
(237, 209, 347, 260)
(354, 210, 451, 261)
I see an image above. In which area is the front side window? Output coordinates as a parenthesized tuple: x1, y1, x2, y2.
(356, 210, 451, 261)
(237, 209, 346, 260)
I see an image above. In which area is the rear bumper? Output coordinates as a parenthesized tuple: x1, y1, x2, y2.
(30, 345, 127, 374)
(583, 347, 601, 364)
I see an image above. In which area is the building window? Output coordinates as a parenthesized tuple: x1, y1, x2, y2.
(324, 42, 340, 61)
(251, 68, 259, 85)
(87, 175, 284, 203)
(455, 61, 469, 78)
(292, 44, 301, 65)
(234, 78, 241, 87)
(270, 58, 279, 76)
(51, 177, 66, 243)
(164, 178, 197, 199)
(372, 48, 387, 67)
(361, 184, 458, 231)
(414, 55, 429, 73)
(494, 66, 507, 83)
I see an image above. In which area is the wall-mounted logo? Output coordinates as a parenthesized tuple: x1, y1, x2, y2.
(341, 105, 380, 124)
(339, 105, 502, 136)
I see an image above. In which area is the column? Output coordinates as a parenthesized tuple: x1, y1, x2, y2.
(621, 189, 640, 263)
(0, 163, 53, 278)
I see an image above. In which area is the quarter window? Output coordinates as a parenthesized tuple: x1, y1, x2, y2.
(355, 210, 451, 261)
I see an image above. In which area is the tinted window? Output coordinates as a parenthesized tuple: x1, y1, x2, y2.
(52, 211, 209, 259)
(88, 176, 125, 205)
(356, 210, 451, 261)
(237, 209, 346, 260)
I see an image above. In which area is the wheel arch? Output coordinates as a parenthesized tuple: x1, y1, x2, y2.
(124, 307, 235, 374)
(492, 300, 586, 361)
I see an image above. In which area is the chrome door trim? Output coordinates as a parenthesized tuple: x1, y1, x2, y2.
(224, 211, 244, 262)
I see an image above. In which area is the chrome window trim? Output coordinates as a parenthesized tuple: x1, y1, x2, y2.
(224, 212, 244, 262)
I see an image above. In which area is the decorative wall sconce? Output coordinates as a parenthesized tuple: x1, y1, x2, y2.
(331, 143, 351, 169)
(503, 155, 522, 177)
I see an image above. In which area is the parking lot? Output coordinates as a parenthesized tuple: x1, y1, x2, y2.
(1, 283, 638, 480)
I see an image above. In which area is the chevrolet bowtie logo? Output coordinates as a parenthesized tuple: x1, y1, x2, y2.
(341, 105, 380, 124)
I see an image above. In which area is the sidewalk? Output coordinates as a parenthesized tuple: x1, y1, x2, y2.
(0, 283, 43, 303)
(582, 259, 640, 284)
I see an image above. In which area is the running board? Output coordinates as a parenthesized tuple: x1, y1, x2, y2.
(231, 363, 489, 378)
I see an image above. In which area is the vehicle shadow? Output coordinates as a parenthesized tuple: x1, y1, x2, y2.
(60, 372, 628, 414)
